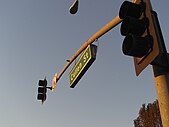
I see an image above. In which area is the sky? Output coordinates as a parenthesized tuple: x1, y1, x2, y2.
(0, 0, 169, 127)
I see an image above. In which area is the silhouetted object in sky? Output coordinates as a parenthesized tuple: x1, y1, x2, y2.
(37, 78, 52, 104)
(69, 0, 79, 14)
(37, 78, 47, 104)
(134, 100, 162, 127)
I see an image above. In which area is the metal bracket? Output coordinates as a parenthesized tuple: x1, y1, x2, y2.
(151, 53, 169, 71)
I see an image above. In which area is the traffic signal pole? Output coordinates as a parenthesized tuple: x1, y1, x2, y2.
(151, 11, 169, 127)
(52, 15, 122, 90)
(153, 72, 169, 127)
(51, 1, 169, 126)
(130, 0, 169, 126)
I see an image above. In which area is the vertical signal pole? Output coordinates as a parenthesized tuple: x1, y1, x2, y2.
(131, 0, 169, 125)
(128, 0, 169, 126)
(152, 11, 169, 127)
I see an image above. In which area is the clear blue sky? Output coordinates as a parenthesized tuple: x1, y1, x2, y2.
(0, 0, 168, 127)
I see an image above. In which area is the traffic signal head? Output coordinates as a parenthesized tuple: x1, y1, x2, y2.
(121, 17, 148, 36)
(38, 79, 47, 87)
(120, 1, 152, 58)
(37, 93, 46, 102)
(38, 87, 47, 93)
(119, 1, 145, 19)
(37, 78, 47, 103)
(122, 35, 153, 57)
(119, 0, 160, 76)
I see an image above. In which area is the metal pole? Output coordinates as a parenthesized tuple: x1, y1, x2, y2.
(152, 11, 169, 127)
(52, 15, 122, 90)
(153, 73, 169, 127)
(52, 0, 141, 91)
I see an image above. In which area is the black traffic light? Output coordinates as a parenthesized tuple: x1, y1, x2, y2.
(37, 78, 47, 104)
(119, 0, 153, 58)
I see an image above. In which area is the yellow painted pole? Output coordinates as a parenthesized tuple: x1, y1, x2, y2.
(52, 15, 122, 90)
(152, 11, 169, 127)
(153, 72, 169, 127)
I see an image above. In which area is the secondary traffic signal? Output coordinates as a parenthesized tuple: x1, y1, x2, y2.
(37, 78, 47, 103)
(119, 0, 160, 76)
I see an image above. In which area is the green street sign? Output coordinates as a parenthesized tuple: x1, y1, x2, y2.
(69, 44, 97, 88)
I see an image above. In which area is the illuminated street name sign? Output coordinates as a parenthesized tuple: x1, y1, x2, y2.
(69, 44, 97, 88)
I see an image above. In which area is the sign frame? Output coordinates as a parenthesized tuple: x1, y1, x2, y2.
(69, 44, 97, 88)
